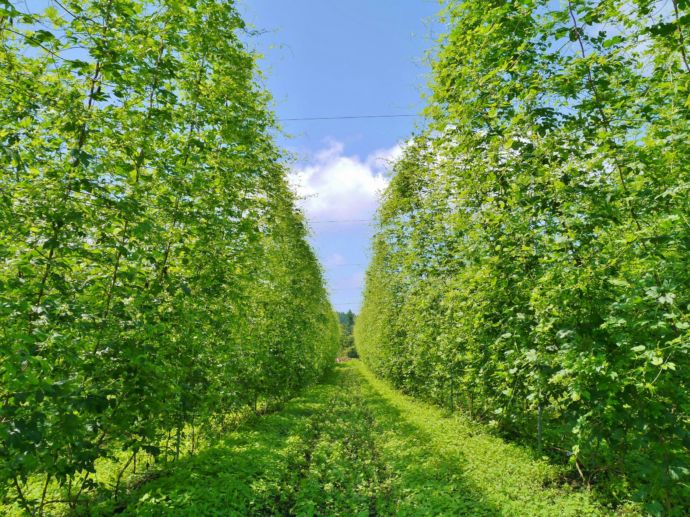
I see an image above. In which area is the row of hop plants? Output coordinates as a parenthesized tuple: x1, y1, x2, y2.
(356, 0, 689, 514)
(0, 0, 339, 514)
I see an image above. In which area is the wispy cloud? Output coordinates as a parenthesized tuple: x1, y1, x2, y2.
(323, 253, 347, 267)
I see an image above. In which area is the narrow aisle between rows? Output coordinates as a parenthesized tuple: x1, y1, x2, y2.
(107, 362, 605, 516)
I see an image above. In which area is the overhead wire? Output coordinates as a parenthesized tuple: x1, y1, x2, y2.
(281, 114, 419, 122)
(308, 218, 372, 224)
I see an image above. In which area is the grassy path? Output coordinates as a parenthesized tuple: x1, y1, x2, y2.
(108, 361, 606, 516)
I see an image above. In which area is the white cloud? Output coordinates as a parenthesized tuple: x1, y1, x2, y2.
(366, 144, 404, 175)
(289, 140, 400, 222)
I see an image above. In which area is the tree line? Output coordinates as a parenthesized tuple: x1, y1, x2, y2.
(337, 310, 357, 358)
(0, 0, 339, 513)
(356, 0, 689, 513)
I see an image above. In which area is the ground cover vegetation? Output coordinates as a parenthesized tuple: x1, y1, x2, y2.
(356, 0, 690, 514)
(0, 0, 339, 514)
(77, 362, 606, 516)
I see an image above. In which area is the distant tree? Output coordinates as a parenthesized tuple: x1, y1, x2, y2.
(337, 311, 358, 358)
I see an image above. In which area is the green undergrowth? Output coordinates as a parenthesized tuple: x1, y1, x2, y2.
(96, 364, 395, 516)
(72, 362, 629, 516)
(354, 363, 640, 516)
(0, 402, 276, 516)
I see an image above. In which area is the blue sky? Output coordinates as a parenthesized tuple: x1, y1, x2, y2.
(238, 0, 441, 313)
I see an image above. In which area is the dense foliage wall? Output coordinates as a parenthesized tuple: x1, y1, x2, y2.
(0, 0, 338, 512)
(356, 0, 689, 512)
